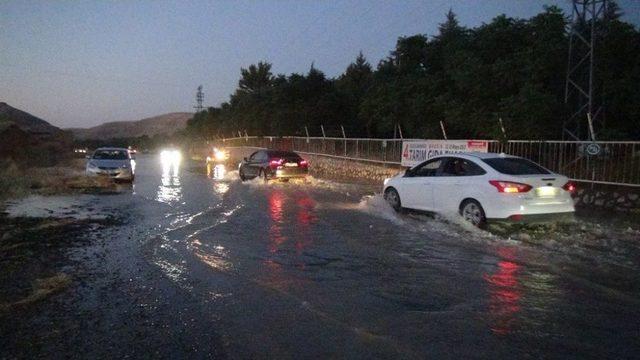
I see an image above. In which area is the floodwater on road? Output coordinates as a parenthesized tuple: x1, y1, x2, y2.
(4, 154, 640, 359)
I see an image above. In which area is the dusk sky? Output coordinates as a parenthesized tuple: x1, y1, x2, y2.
(1, 0, 638, 129)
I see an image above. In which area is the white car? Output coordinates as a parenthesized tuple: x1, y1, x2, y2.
(383, 152, 576, 226)
(86, 147, 136, 182)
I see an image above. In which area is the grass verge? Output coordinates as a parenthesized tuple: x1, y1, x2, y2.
(0, 158, 116, 204)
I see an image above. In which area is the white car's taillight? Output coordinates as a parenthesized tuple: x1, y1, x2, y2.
(562, 181, 577, 193)
(489, 180, 532, 193)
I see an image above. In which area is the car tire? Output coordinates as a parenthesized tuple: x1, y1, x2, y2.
(384, 187, 402, 212)
(460, 199, 487, 228)
(239, 168, 247, 181)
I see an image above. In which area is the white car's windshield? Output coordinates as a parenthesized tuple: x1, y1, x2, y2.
(93, 150, 129, 160)
(482, 158, 550, 175)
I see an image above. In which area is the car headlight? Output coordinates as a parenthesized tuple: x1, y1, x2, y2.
(87, 161, 97, 168)
(161, 149, 182, 165)
(214, 149, 227, 161)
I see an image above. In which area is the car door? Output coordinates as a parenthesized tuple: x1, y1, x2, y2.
(399, 158, 444, 211)
(257, 151, 269, 174)
(244, 151, 261, 177)
(432, 157, 487, 212)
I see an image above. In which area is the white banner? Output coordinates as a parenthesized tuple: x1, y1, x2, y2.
(401, 140, 489, 167)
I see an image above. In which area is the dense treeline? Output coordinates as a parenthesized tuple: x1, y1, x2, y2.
(186, 6, 640, 140)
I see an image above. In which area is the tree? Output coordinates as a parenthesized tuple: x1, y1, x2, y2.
(238, 62, 274, 94)
(185, 4, 640, 141)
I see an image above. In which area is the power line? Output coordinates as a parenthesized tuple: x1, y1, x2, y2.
(564, 0, 608, 141)
(194, 85, 204, 112)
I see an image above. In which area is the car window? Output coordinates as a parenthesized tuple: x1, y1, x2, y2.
(268, 151, 300, 160)
(248, 151, 259, 161)
(483, 157, 550, 175)
(411, 158, 443, 177)
(93, 150, 129, 160)
(440, 157, 486, 176)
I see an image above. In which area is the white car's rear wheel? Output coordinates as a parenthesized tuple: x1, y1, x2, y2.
(384, 188, 402, 212)
(460, 199, 486, 228)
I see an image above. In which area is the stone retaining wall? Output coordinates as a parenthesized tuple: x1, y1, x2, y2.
(574, 185, 640, 212)
(302, 154, 402, 184)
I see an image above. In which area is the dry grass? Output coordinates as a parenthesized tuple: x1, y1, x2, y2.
(0, 158, 116, 203)
(0, 273, 71, 311)
(0, 161, 29, 200)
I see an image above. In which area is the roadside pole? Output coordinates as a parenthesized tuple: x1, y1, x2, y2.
(341, 125, 347, 157)
(440, 121, 448, 140)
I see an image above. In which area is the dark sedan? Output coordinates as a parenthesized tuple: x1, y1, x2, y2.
(239, 150, 308, 181)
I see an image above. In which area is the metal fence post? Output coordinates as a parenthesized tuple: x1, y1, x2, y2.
(341, 125, 347, 157)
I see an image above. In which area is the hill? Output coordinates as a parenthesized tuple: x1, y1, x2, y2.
(69, 112, 192, 140)
(0, 102, 71, 164)
(0, 102, 64, 136)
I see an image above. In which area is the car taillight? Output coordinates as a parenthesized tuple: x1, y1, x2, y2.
(489, 180, 532, 193)
(299, 159, 308, 167)
(269, 158, 283, 168)
(562, 181, 577, 193)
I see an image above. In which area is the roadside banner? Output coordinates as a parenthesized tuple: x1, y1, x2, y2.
(401, 140, 489, 167)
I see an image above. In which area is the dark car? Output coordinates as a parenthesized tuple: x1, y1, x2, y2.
(239, 150, 308, 181)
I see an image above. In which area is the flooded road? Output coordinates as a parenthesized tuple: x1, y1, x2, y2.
(4, 154, 639, 359)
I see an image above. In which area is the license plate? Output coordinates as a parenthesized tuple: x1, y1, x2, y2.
(536, 186, 558, 197)
(284, 162, 298, 167)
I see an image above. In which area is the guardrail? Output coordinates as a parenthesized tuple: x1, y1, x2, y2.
(489, 140, 640, 187)
(211, 136, 640, 187)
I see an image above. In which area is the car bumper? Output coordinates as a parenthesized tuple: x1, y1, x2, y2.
(484, 193, 575, 220)
(86, 168, 134, 180)
(273, 168, 308, 178)
(490, 212, 576, 223)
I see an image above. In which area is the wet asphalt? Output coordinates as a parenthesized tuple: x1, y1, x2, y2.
(3, 154, 640, 359)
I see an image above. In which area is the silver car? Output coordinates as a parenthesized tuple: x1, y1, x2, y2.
(86, 147, 135, 182)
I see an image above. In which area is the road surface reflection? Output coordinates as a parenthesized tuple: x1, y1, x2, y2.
(206, 163, 227, 180)
(484, 247, 521, 335)
(157, 153, 181, 204)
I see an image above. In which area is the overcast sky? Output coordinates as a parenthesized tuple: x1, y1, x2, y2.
(1, 0, 638, 129)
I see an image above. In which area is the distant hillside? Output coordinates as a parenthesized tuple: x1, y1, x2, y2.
(0, 102, 71, 164)
(0, 102, 64, 135)
(69, 112, 192, 140)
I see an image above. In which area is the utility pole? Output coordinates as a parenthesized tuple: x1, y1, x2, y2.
(194, 85, 204, 113)
(564, 0, 608, 140)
